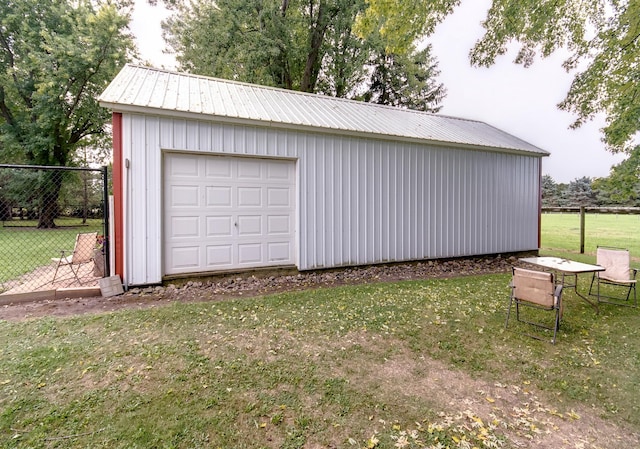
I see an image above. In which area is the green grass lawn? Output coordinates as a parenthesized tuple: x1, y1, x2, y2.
(541, 213, 640, 262)
(1, 275, 639, 448)
(0, 218, 103, 284)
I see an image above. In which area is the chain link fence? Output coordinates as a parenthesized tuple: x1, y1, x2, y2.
(0, 164, 109, 296)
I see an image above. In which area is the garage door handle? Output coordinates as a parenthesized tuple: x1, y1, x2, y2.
(234, 222, 238, 227)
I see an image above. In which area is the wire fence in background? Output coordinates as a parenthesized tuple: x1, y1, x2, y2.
(0, 164, 109, 296)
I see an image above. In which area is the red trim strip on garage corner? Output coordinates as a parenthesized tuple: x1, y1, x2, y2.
(112, 112, 124, 279)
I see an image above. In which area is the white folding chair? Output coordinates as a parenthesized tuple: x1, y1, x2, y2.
(506, 267, 564, 344)
(589, 247, 637, 307)
(51, 232, 98, 285)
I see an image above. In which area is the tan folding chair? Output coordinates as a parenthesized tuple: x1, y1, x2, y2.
(51, 232, 98, 285)
(589, 247, 637, 307)
(505, 267, 564, 344)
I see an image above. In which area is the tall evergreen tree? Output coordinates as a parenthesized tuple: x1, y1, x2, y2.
(541, 174, 561, 207)
(565, 177, 598, 207)
(363, 45, 445, 112)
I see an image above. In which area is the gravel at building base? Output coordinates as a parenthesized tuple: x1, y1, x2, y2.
(0, 254, 522, 321)
(131, 254, 520, 299)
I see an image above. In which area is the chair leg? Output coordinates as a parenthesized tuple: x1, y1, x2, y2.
(551, 307, 560, 344)
(69, 263, 83, 285)
(52, 259, 63, 284)
(505, 296, 514, 329)
(588, 273, 596, 297)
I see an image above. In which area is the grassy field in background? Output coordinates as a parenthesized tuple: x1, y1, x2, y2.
(0, 218, 103, 284)
(541, 213, 640, 262)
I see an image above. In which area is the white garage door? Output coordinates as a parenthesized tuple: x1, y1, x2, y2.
(164, 153, 296, 274)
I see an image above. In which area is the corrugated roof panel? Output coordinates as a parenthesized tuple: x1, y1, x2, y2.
(163, 73, 180, 110)
(139, 70, 158, 107)
(115, 67, 140, 105)
(189, 77, 203, 114)
(218, 81, 239, 118)
(255, 86, 285, 124)
(99, 65, 548, 156)
(197, 77, 212, 115)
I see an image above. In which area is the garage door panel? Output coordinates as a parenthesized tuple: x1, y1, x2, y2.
(238, 243, 262, 264)
(170, 246, 201, 270)
(169, 155, 199, 177)
(238, 215, 262, 235)
(170, 216, 200, 238)
(268, 242, 291, 261)
(238, 187, 262, 207)
(206, 216, 233, 236)
(206, 158, 232, 178)
(267, 161, 291, 180)
(267, 215, 290, 234)
(206, 186, 232, 207)
(267, 187, 291, 207)
(170, 185, 200, 207)
(165, 153, 295, 275)
(237, 160, 262, 179)
(207, 245, 233, 266)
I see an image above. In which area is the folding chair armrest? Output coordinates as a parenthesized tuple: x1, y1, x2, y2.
(554, 284, 563, 307)
(632, 267, 638, 280)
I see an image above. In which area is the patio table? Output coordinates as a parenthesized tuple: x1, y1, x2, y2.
(519, 257, 605, 313)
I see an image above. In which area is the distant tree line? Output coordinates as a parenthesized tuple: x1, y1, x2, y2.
(0, 168, 105, 223)
(542, 147, 640, 207)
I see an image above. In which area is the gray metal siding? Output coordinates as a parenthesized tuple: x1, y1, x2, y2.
(122, 113, 539, 285)
(298, 137, 539, 270)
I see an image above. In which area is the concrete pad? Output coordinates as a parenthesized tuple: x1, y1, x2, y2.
(55, 287, 102, 300)
(0, 290, 57, 306)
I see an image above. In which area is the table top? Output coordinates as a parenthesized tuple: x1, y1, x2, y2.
(520, 257, 605, 274)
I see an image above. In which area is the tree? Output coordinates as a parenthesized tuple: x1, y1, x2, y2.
(593, 146, 640, 206)
(163, 0, 362, 92)
(0, 0, 134, 227)
(362, 45, 446, 112)
(565, 177, 598, 207)
(541, 174, 562, 207)
(354, 0, 459, 55)
(468, 0, 640, 155)
(162, 0, 448, 110)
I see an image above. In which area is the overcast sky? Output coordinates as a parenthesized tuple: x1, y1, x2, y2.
(129, 0, 627, 183)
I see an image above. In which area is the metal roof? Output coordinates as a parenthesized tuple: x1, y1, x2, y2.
(99, 64, 549, 156)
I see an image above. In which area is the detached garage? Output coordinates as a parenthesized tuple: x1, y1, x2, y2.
(99, 64, 548, 287)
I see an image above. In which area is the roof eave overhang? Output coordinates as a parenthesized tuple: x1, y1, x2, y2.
(99, 101, 550, 158)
